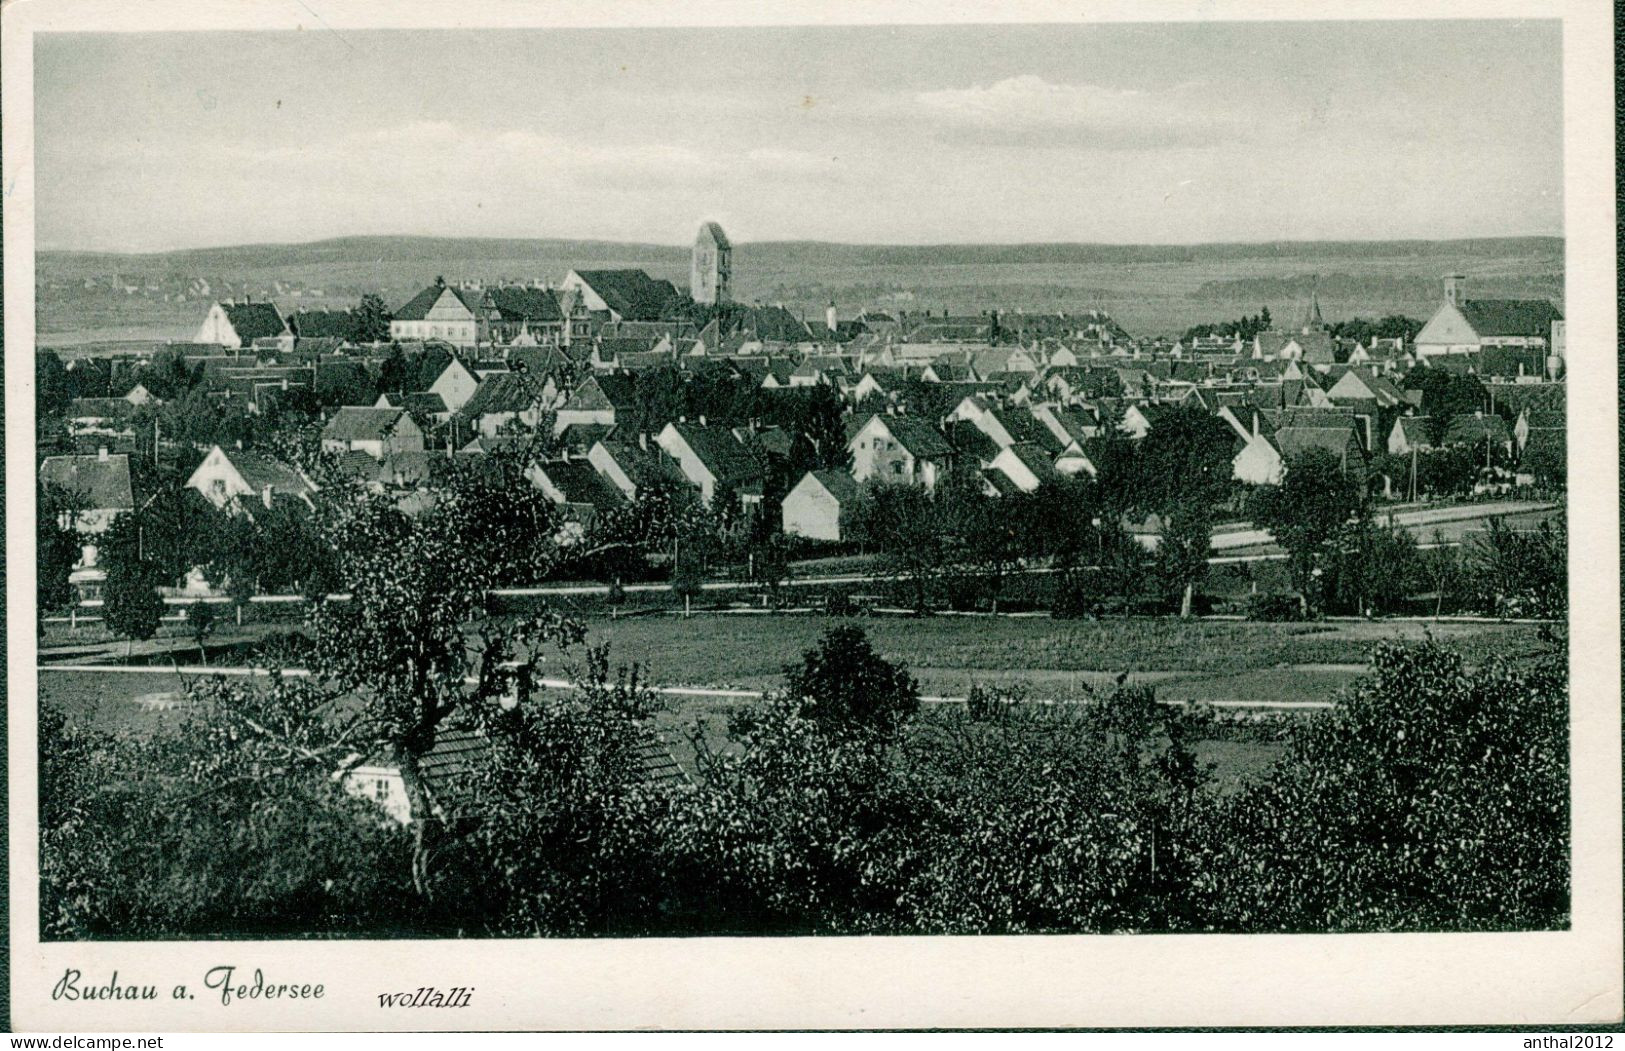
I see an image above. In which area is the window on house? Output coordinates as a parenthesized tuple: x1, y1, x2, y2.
(892, 462, 903, 476)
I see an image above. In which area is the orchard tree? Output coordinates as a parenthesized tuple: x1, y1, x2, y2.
(783, 625, 920, 740)
(350, 293, 394, 345)
(188, 601, 217, 663)
(103, 555, 165, 658)
(1156, 497, 1212, 618)
(1248, 449, 1362, 615)
(37, 482, 83, 618)
(849, 481, 946, 614)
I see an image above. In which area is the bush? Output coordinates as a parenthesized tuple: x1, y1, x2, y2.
(1051, 570, 1095, 619)
(1246, 592, 1304, 622)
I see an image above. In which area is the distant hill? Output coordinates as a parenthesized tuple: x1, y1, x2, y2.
(36, 235, 1563, 345)
(41, 233, 1562, 272)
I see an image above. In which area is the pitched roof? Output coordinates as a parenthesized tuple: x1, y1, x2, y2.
(458, 373, 546, 419)
(668, 423, 763, 486)
(228, 451, 316, 498)
(485, 286, 563, 323)
(323, 406, 411, 442)
(221, 302, 288, 342)
(872, 415, 954, 459)
(806, 468, 861, 504)
(287, 309, 353, 338)
(944, 419, 1002, 464)
(1459, 299, 1563, 339)
(1273, 426, 1364, 462)
(394, 282, 485, 322)
(38, 453, 134, 511)
(572, 270, 682, 322)
(535, 460, 627, 512)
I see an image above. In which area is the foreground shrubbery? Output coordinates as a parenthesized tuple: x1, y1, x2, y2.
(41, 625, 1568, 939)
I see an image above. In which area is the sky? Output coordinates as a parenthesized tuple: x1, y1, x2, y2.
(34, 21, 1563, 252)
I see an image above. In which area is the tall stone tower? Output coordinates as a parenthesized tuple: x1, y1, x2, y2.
(691, 221, 732, 306)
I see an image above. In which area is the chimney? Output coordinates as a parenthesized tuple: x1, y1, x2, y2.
(698, 414, 707, 427)
(97, 446, 108, 462)
(638, 432, 648, 451)
(1444, 274, 1464, 307)
(826, 301, 838, 334)
(262, 485, 273, 510)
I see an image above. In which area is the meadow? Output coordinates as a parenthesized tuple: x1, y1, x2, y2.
(37, 234, 1563, 343)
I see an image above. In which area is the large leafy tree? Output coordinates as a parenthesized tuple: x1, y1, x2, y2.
(783, 625, 920, 740)
(350, 293, 394, 345)
(1156, 497, 1212, 618)
(848, 481, 946, 614)
(102, 553, 165, 657)
(37, 482, 83, 618)
(1248, 448, 1362, 615)
(1191, 640, 1567, 931)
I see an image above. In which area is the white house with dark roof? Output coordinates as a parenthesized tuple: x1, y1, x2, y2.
(1413, 275, 1564, 359)
(186, 445, 318, 516)
(781, 469, 860, 541)
(561, 269, 683, 324)
(321, 406, 426, 460)
(39, 448, 135, 540)
(194, 300, 290, 349)
(390, 279, 491, 347)
(847, 413, 955, 492)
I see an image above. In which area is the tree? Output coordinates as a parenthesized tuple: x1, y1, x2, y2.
(37, 482, 83, 619)
(1156, 498, 1212, 617)
(1193, 640, 1566, 931)
(37, 350, 71, 417)
(188, 601, 217, 664)
(1465, 515, 1566, 619)
(102, 555, 165, 658)
(1407, 369, 1487, 444)
(1247, 449, 1362, 615)
(783, 625, 920, 739)
(1134, 406, 1236, 514)
(848, 482, 945, 614)
(376, 342, 409, 394)
(350, 293, 394, 345)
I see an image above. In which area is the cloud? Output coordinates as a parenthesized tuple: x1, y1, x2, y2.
(914, 74, 1244, 149)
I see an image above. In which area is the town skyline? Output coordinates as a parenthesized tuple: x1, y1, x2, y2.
(36, 20, 1562, 253)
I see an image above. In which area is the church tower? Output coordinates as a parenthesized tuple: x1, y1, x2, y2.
(691, 221, 733, 306)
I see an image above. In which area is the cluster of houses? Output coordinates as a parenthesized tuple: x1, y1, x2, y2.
(39, 222, 1568, 593)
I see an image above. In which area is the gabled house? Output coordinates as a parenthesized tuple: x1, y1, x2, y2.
(561, 270, 684, 324)
(1413, 275, 1564, 359)
(1325, 366, 1405, 409)
(390, 279, 491, 347)
(781, 469, 862, 542)
(989, 442, 1056, 493)
(847, 413, 955, 492)
(195, 300, 290, 349)
(421, 349, 483, 415)
(1387, 416, 1435, 456)
(528, 459, 627, 533)
(321, 406, 427, 460)
(186, 445, 318, 516)
(586, 437, 689, 502)
(655, 422, 766, 508)
(39, 448, 135, 538)
(554, 372, 639, 435)
(456, 373, 557, 438)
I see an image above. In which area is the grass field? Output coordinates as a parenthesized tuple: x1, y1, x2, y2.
(562, 614, 1550, 689)
(37, 234, 1562, 343)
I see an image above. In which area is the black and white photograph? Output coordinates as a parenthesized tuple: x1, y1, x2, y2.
(5, 0, 1618, 1033)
